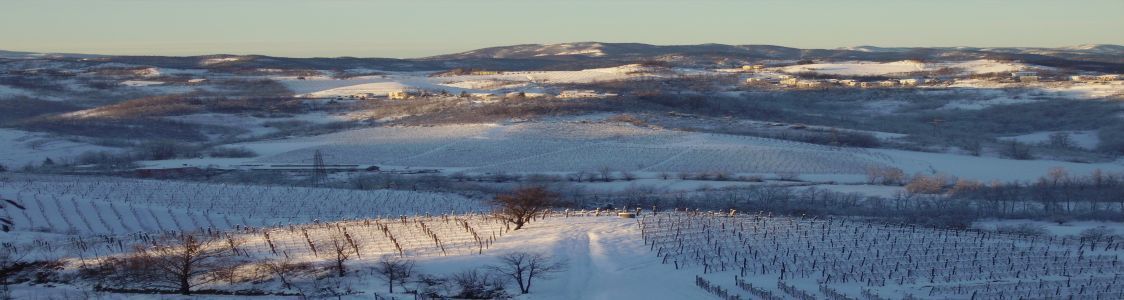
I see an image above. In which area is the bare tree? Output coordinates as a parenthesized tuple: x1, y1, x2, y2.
(326, 233, 359, 277)
(256, 258, 311, 290)
(620, 171, 637, 181)
(144, 234, 237, 295)
(488, 252, 567, 294)
(492, 187, 557, 230)
(598, 167, 614, 182)
(373, 256, 415, 294)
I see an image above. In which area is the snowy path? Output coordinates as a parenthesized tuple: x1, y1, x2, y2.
(418, 216, 711, 299)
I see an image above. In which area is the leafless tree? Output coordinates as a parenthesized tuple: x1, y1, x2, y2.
(256, 258, 311, 290)
(598, 167, 614, 182)
(492, 187, 557, 230)
(326, 233, 358, 277)
(488, 252, 567, 294)
(373, 256, 415, 294)
(143, 234, 238, 295)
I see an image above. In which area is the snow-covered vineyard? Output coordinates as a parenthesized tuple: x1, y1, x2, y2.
(0, 175, 485, 235)
(642, 212, 1124, 299)
(5, 213, 509, 263)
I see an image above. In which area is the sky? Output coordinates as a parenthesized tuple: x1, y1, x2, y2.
(1, 0, 1121, 58)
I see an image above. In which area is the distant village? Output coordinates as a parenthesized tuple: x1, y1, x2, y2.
(298, 62, 1121, 103)
(739, 63, 1121, 89)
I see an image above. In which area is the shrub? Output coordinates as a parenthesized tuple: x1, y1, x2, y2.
(451, 269, 507, 299)
(75, 150, 137, 169)
(905, 174, 949, 194)
(1000, 141, 1033, 160)
(135, 140, 202, 160)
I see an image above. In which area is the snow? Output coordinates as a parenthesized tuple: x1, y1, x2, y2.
(396, 216, 711, 300)
(0, 174, 484, 237)
(278, 64, 673, 98)
(999, 130, 1100, 150)
(167, 112, 350, 137)
(0, 129, 119, 168)
(939, 96, 1040, 110)
(137, 121, 1124, 183)
(201, 57, 243, 65)
(1044, 82, 1124, 99)
(120, 80, 164, 87)
(0, 84, 37, 98)
(974, 219, 1124, 237)
(238, 122, 889, 176)
(872, 148, 1123, 182)
(779, 59, 1025, 76)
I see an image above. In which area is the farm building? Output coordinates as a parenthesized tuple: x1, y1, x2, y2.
(348, 93, 377, 100)
(505, 91, 545, 99)
(740, 64, 765, 71)
(1011, 71, 1039, 82)
(877, 80, 898, 87)
(859, 82, 878, 88)
(388, 90, 411, 100)
(1097, 74, 1120, 81)
(839, 79, 859, 87)
(558, 90, 615, 99)
(779, 78, 799, 86)
(898, 78, 923, 86)
(795, 80, 826, 88)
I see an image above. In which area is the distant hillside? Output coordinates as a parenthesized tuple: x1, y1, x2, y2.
(3, 42, 1122, 72)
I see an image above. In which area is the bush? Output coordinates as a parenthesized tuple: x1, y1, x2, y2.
(75, 150, 137, 169)
(135, 140, 202, 160)
(0, 164, 6, 172)
(207, 147, 258, 158)
(1000, 141, 1033, 160)
(451, 269, 507, 299)
(905, 174, 949, 194)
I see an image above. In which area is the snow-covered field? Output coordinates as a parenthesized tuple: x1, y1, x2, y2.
(999, 130, 1101, 150)
(276, 64, 673, 98)
(0, 129, 118, 168)
(215, 122, 1124, 183)
(240, 122, 891, 177)
(779, 59, 1026, 76)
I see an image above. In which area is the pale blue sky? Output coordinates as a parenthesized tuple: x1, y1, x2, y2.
(1, 0, 1121, 58)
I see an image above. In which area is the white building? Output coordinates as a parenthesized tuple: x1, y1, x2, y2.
(558, 90, 616, 99)
(1097, 74, 1120, 81)
(1011, 71, 1039, 82)
(387, 90, 411, 100)
(795, 80, 826, 88)
(899, 78, 923, 86)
